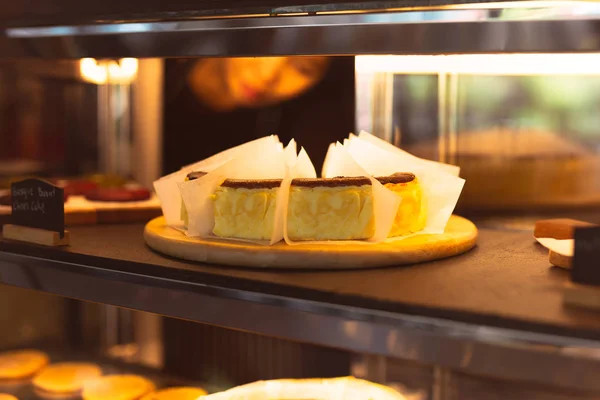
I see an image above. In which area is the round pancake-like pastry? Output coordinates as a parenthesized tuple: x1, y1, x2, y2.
(0, 350, 49, 380)
(140, 387, 208, 400)
(84, 188, 151, 202)
(0, 394, 18, 400)
(82, 375, 154, 400)
(33, 362, 102, 394)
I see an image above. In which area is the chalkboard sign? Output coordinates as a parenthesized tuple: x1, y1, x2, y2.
(11, 179, 65, 237)
(572, 226, 600, 286)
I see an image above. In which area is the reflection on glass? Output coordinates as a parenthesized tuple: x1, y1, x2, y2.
(356, 54, 600, 211)
(186, 57, 330, 111)
(163, 56, 354, 175)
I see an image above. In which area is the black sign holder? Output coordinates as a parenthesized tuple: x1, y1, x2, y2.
(2, 179, 70, 247)
(563, 226, 600, 310)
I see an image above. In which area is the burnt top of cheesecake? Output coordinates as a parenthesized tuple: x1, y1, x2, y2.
(292, 173, 415, 188)
(221, 179, 283, 189)
(186, 171, 207, 180)
(376, 172, 416, 185)
(292, 177, 372, 187)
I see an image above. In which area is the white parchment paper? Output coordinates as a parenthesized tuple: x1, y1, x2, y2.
(153, 135, 280, 226)
(344, 132, 465, 236)
(154, 132, 465, 246)
(178, 139, 316, 245)
(357, 131, 461, 177)
(536, 237, 574, 256)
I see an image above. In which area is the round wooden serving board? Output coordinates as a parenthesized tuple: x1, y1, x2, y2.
(144, 215, 478, 269)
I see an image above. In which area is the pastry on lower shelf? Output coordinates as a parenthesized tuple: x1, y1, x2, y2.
(198, 377, 405, 400)
(212, 179, 282, 240)
(140, 386, 208, 400)
(287, 173, 423, 241)
(0, 349, 49, 380)
(181, 171, 207, 227)
(82, 375, 155, 400)
(33, 362, 102, 394)
(0, 394, 17, 400)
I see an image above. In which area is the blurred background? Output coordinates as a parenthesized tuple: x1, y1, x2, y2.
(2, 2, 600, 399)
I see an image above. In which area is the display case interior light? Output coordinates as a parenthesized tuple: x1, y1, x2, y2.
(80, 58, 138, 84)
(355, 54, 600, 75)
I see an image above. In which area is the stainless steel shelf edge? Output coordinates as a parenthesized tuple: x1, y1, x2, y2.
(1, 250, 600, 392)
(0, 0, 561, 29)
(4, 13, 600, 57)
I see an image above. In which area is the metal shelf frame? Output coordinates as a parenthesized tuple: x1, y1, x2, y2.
(3, 2, 600, 58)
(1, 246, 600, 393)
(0, 0, 587, 28)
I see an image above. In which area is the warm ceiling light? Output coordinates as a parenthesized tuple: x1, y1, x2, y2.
(80, 58, 108, 84)
(79, 58, 139, 84)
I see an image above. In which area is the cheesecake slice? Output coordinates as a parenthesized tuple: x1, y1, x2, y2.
(287, 176, 375, 241)
(212, 179, 282, 240)
(287, 173, 424, 241)
(378, 173, 426, 237)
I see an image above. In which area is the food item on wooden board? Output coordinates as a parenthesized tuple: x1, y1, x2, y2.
(287, 173, 424, 241)
(85, 188, 151, 203)
(212, 179, 282, 240)
(33, 362, 102, 394)
(0, 349, 49, 380)
(379, 173, 426, 237)
(161, 133, 461, 245)
(534, 218, 597, 240)
(140, 386, 208, 400)
(82, 375, 154, 400)
(54, 179, 99, 197)
(86, 174, 128, 188)
(288, 176, 374, 240)
(180, 171, 207, 228)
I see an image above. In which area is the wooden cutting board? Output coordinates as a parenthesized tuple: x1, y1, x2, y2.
(144, 215, 478, 269)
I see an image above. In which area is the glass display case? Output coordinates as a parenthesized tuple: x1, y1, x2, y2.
(2, 1, 600, 399)
(356, 54, 600, 214)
